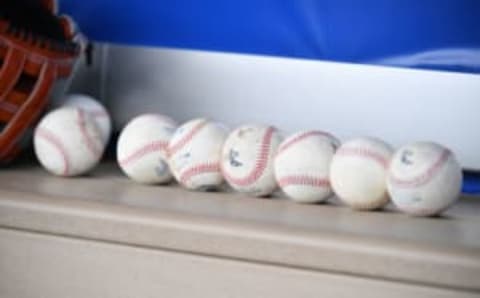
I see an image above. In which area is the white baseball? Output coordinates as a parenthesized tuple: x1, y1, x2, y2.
(330, 137, 394, 210)
(274, 130, 340, 203)
(34, 107, 104, 176)
(221, 124, 283, 197)
(117, 114, 177, 184)
(62, 94, 112, 145)
(387, 142, 462, 216)
(168, 118, 228, 190)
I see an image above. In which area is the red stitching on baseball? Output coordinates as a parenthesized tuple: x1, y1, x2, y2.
(277, 130, 335, 156)
(179, 162, 221, 185)
(277, 175, 330, 188)
(223, 126, 275, 187)
(168, 120, 208, 157)
(336, 147, 389, 169)
(35, 127, 69, 175)
(389, 149, 450, 188)
(118, 140, 169, 167)
(77, 109, 102, 158)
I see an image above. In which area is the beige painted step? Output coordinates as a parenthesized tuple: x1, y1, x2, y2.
(0, 162, 479, 296)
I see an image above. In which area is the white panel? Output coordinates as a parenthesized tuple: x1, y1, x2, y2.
(104, 45, 480, 169)
(0, 228, 476, 298)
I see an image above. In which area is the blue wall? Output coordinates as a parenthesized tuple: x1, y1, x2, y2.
(61, 0, 480, 73)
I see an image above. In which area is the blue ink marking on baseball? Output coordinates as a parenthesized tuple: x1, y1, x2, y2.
(331, 141, 339, 151)
(175, 152, 191, 170)
(176, 127, 185, 134)
(163, 126, 176, 134)
(411, 196, 422, 203)
(155, 159, 168, 176)
(401, 150, 414, 165)
(229, 149, 242, 167)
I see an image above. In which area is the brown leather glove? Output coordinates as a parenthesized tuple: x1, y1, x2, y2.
(0, 0, 83, 162)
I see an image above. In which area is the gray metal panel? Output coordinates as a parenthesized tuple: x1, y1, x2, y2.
(58, 44, 109, 105)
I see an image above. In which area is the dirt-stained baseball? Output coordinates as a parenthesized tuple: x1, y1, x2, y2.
(387, 142, 462, 216)
(330, 137, 394, 210)
(221, 124, 283, 197)
(168, 118, 228, 190)
(274, 130, 339, 203)
(34, 107, 104, 176)
(62, 94, 112, 145)
(117, 114, 177, 184)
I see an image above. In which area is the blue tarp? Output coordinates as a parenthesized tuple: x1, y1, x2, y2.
(61, 0, 480, 73)
(463, 173, 480, 194)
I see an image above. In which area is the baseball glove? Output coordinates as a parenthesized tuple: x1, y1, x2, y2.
(0, 0, 83, 162)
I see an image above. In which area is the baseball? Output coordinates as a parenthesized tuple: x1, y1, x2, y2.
(274, 130, 340, 203)
(221, 124, 283, 197)
(62, 93, 112, 145)
(34, 107, 104, 176)
(330, 137, 394, 210)
(117, 114, 177, 184)
(168, 118, 228, 190)
(387, 142, 462, 216)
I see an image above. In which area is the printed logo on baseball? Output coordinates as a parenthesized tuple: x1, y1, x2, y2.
(34, 107, 104, 176)
(117, 114, 177, 184)
(330, 137, 394, 210)
(168, 118, 228, 191)
(62, 94, 112, 145)
(221, 124, 283, 197)
(274, 130, 340, 203)
(387, 142, 462, 216)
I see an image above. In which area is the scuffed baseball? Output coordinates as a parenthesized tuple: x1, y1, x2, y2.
(330, 137, 394, 210)
(117, 114, 177, 184)
(221, 124, 283, 197)
(34, 107, 104, 176)
(168, 118, 228, 190)
(387, 142, 462, 216)
(274, 130, 339, 203)
(62, 94, 112, 145)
